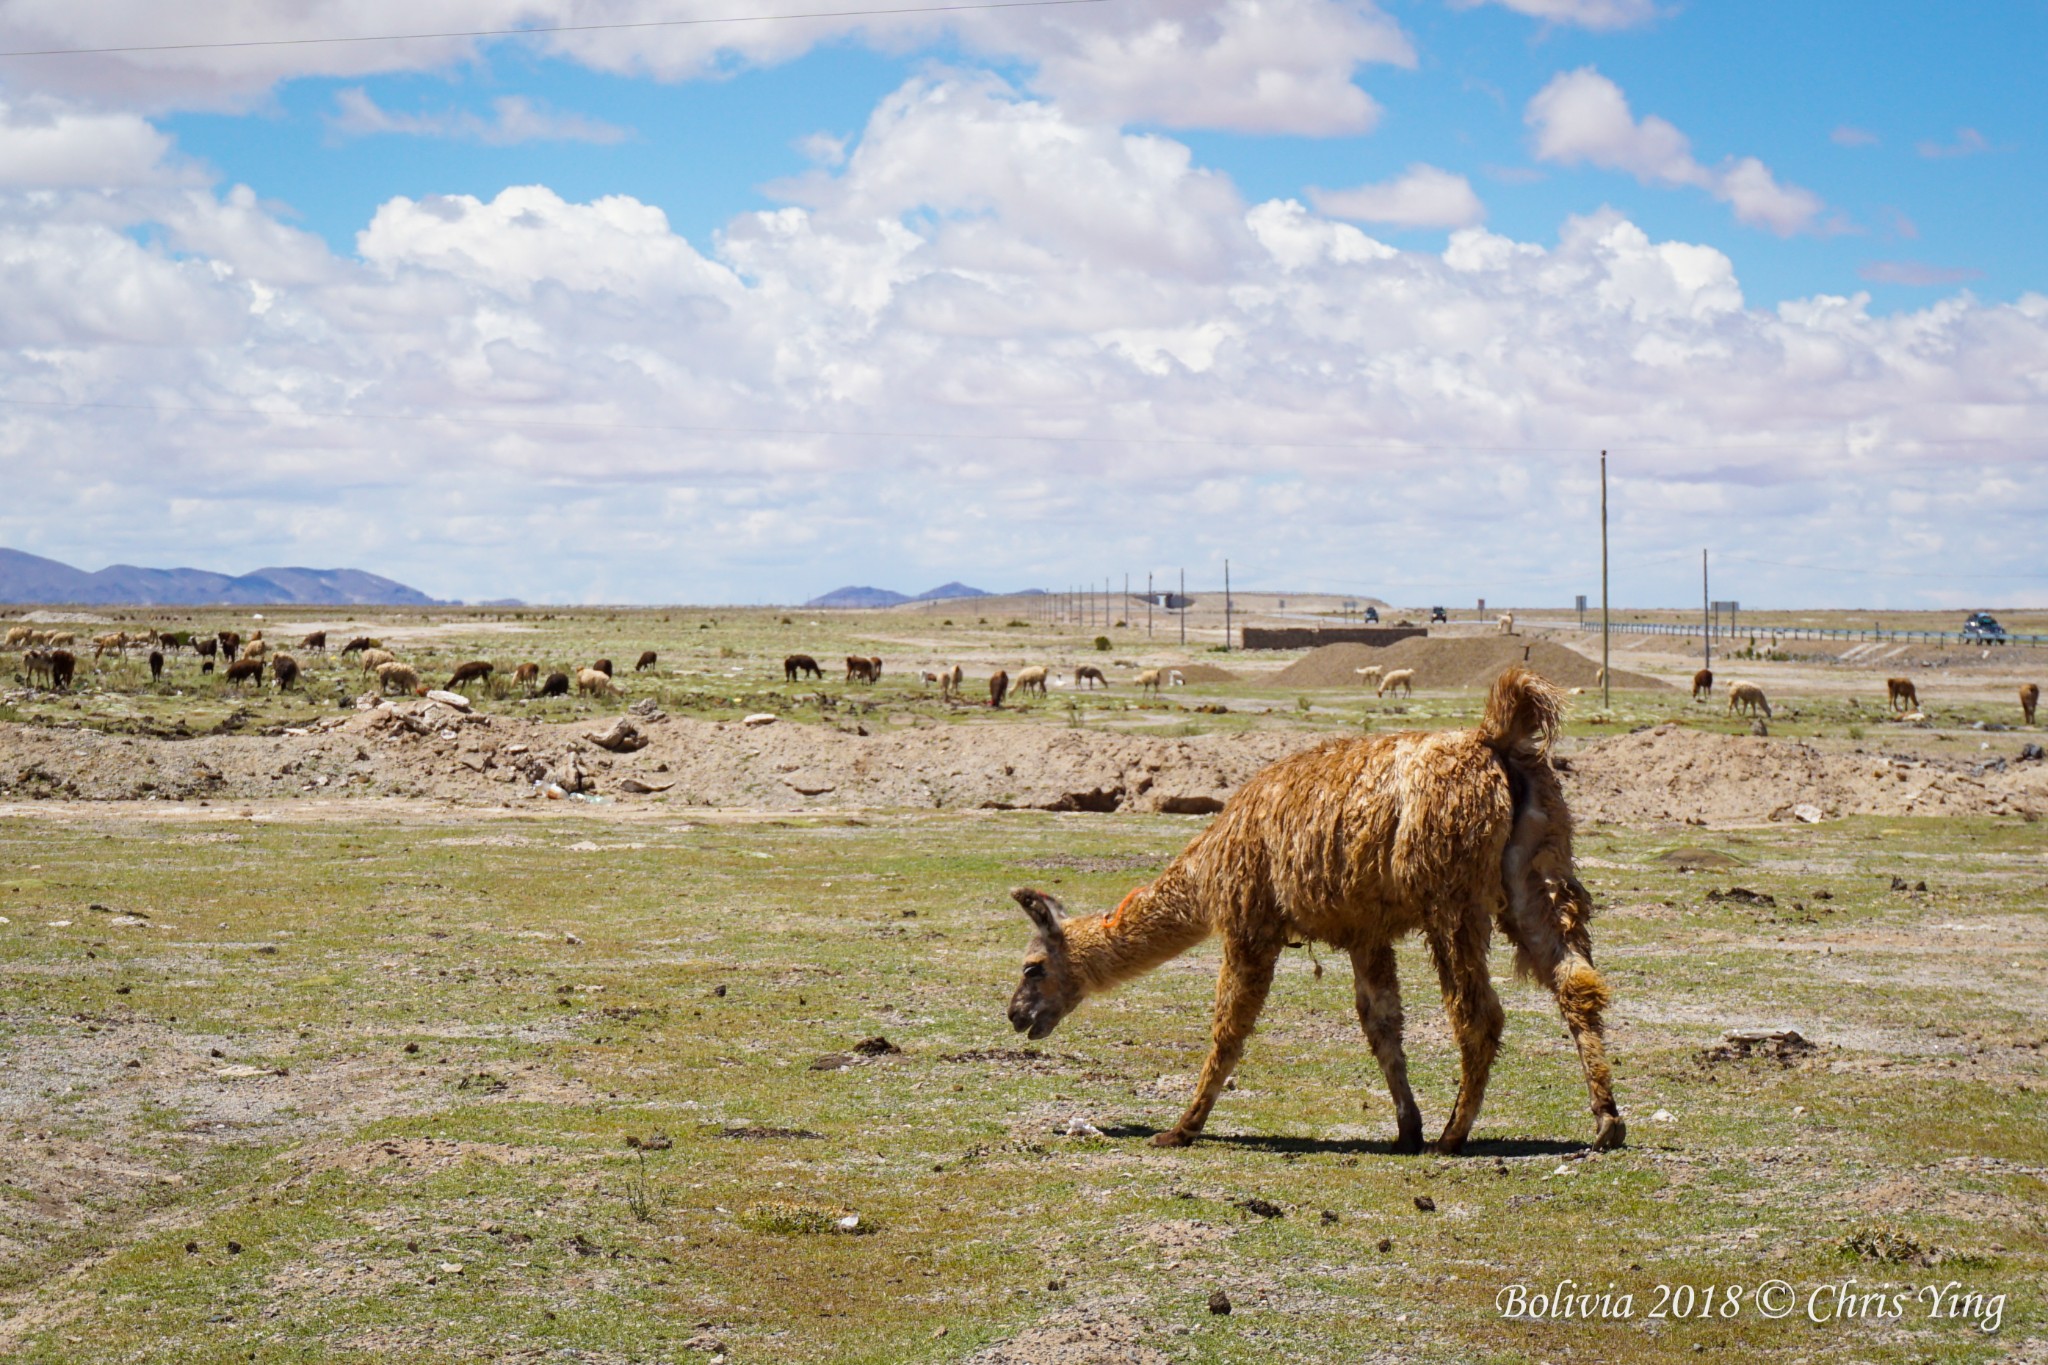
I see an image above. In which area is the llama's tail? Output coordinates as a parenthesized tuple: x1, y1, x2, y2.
(1478, 665, 1566, 762)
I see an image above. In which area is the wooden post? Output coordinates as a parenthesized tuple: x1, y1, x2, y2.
(1601, 452, 1610, 712)
(1702, 548, 1710, 670)
(1224, 560, 1231, 651)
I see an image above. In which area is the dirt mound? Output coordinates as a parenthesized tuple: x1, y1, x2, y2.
(1171, 663, 1239, 683)
(1564, 723, 2047, 825)
(1, 711, 2039, 827)
(1271, 638, 1663, 690)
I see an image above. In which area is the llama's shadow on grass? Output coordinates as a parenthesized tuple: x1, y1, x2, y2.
(1097, 1124, 1590, 1158)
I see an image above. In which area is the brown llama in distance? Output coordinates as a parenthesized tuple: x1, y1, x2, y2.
(2023, 683, 2039, 726)
(1007, 667, 1623, 1156)
(1692, 668, 1713, 700)
(1887, 677, 1918, 711)
(988, 669, 1010, 708)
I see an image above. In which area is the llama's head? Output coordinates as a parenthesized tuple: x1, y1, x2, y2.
(1007, 887, 1087, 1039)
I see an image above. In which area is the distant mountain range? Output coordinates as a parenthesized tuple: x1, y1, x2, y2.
(805, 582, 1006, 609)
(0, 548, 441, 606)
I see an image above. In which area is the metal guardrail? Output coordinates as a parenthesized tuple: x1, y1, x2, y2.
(1569, 621, 2048, 648)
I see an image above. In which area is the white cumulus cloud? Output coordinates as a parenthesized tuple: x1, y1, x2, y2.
(0, 75, 2041, 608)
(328, 89, 631, 145)
(0, 0, 1416, 138)
(1526, 68, 1826, 235)
(1454, 0, 1660, 30)
(1309, 164, 1485, 228)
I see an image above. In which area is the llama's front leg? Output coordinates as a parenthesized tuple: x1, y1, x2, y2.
(1154, 937, 1280, 1148)
(1510, 924, 1625, 1150)
(1350, 942, 1424, 1154)
(1429, 918, 1504, 1155)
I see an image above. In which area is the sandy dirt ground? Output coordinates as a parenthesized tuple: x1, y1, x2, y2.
(0, 695, 2041, 827)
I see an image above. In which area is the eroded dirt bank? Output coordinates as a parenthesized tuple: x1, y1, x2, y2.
(0, 704, 2041, 825)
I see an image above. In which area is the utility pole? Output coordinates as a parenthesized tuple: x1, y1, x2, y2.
(1224, 560, 1232, 651)
(1179, 568, 1186, 646)
(1600, 452, 1611, 712)
(1702, 547, 1710, 670)
(1147, 572, 1153, 637)
(1123, 573, 1128, 630)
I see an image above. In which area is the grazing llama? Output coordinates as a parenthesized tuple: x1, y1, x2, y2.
(1006, 668, 1623, 1155)
(1726, 682, 1770, 718)
(988, 669, 1010, 708)
(1376, 668, 1415, 698)
(1692, 668, 1713, 700)
(2023, 683, 2039, 726)
(1886, 677, 1917, 711)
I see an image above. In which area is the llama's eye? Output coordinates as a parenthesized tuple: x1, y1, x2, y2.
(1023, 962, 1045, 978)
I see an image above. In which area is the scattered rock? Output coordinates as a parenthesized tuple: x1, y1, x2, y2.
(852, 1036, 901, 1056)
(424, 690, 471, 712)
(1059, 1116, 1105, 1138)
(742, 713, 777, 727)
(1413, 1195, 1436, 1212)
(1207, 1289, 1232, 1316)
(624, 1132, 673, 1151)
(1791, 803, 1824, 823)
(809, 1054, 854, 1071)
(617, 777, 674, 794)
(1706, 886, 1776, 907)
(1239, 1198, 1283, 1219)
(586, 718, 647, 753)
(1651, 1108, 1675, 1123)
(1377, 1237, 1393, 1252)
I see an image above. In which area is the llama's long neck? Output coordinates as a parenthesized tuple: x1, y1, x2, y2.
(1065, 869, 1213, 993)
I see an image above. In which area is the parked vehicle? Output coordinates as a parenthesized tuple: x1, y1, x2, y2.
(1363, 606, 1380, 624)
(1429, 606, 1448, 624)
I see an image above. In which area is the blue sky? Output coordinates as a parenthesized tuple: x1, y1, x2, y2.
(1, 0, 2044, 606)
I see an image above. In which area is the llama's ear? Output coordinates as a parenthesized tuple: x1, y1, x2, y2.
(1010, 886, 1068, 940)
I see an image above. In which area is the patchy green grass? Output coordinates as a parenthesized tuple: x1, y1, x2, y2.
(0, 809, 2041, 1362)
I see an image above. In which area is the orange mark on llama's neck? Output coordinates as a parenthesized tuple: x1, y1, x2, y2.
(1105, 883, 1148, 931)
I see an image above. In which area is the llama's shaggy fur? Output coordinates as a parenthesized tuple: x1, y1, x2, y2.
(1727, 682, 1771, 717)
(1006, 667, 1623, 1155)
(1376, 668, 1415, 698)
(1013, 665, 1049, 697)
(2024, 683, 2040, 726)
(1887, 677, 1918, 711)
(1692, 668, 1713, 700)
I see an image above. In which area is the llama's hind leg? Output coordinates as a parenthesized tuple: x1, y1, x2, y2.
(1154, 937, 1280, 1148)
(1350, 943, 1424, 1154)
(1428, 914, 1504, 1155)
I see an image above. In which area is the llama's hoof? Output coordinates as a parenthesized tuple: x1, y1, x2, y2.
(1431, 1134, 1467, 1157)
(1151, 1129, 1195, 1148)
(1592, 1114, 1627, 1150)
(1393, 1130, 1425, 1156)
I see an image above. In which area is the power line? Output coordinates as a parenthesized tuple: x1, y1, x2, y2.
(0, 0, 1109, 59)
(0, 394, 2041, 458)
